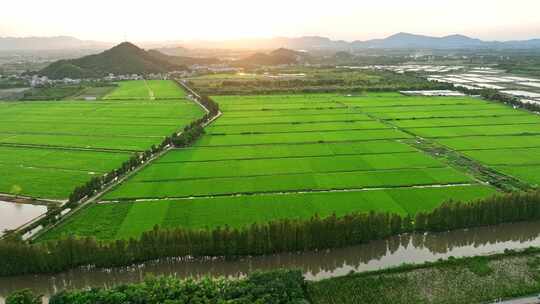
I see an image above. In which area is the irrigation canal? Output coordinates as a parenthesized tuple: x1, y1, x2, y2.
(3, 220, 540, 302)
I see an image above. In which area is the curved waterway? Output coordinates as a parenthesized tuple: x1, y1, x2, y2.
(3, 221, 540, 302)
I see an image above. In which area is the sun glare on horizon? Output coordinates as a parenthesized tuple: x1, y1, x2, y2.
(1, 0, 540, 42)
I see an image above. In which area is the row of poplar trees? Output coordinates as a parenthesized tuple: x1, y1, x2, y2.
(1, 191, 540, 276)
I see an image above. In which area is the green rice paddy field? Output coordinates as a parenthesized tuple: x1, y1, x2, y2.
(0, 80, 202, 199)
(44, 92, 540, 240)
(103, 80, 186, 100)
(42, 185, 494, 240)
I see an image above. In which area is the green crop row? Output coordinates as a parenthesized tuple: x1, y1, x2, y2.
(104, 167, 474, 200)
(43, 185, 496, 240)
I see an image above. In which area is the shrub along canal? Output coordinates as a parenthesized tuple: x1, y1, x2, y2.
(2, 220, 540, 302)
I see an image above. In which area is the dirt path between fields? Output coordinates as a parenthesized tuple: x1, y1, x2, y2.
(99, 182, 480, 204)
(144, 80, 155, 100)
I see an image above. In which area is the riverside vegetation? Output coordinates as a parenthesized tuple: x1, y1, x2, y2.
(1, 191, 540, 276)
(9, 247, 540, 304)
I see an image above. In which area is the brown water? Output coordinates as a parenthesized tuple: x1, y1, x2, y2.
(2, 221, 540, 303)
(0, 201, 46, 236)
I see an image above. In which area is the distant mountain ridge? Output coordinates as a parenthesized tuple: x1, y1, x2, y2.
(351, 32, 540, 49)
(4, 33, 540, 53)
(183, 33, 540, 50)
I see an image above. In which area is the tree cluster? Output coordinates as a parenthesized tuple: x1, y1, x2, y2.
(455, 87, 540, 113)
(1, 191, 539, 277)
(7, 270, 307, 304)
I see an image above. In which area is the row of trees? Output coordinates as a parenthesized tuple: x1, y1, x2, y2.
(455, 87, 540, 112)
(1, 191, 540, 276)
(190, 71, 454, 95)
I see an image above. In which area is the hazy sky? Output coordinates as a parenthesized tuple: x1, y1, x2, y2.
(1, 0, 540, 42)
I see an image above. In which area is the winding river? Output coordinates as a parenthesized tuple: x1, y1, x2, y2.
(2, 220, 540, 302)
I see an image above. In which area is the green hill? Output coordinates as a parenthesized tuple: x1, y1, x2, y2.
(40, 42, 184, 79)
(147, 50, 221, 66)
(236, 48, 310, 66)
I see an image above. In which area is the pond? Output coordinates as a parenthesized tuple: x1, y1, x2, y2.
(0, 201, 47, 237)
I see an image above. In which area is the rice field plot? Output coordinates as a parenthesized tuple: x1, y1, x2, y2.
(0, 132, 167, 151)
(222, 108, 353, 118)
(1, 115, 189, 127)
(216, 94, 480, 108)
(0, 100, 200, 120)
(196, 129, 411, 146)
(106, 94, 491, 203)
(129, 152, 446, 182)
(157, 141, 417, 163)
(406, 124, 540, 138)
(212, 113, 374, 126)
(460, 148, 540, 166)
(0, 121, 191, 137)
(0, 147, 131, 199)
(344, 94, 540, 188)
(208, 120, 390, 134)
(0, 146, 130, 199)
(0, 146, 130, 172)
(70, 86, 116, 100)
(103, 80, 187, 100)
(374, 108, 529, 120)
(220, 101, 343, 112)
(392, 115, 540, 128)
(43, 185, 495, 240)
(437, 135, 540, 151)
(46, 93, 506, 240)
(0, 163, 99, 199)
(0, 100, 204, 151)
(104, 167, 474, 200)
(213, 93, 341, 104)
(459, 148, 540, 186)
(0, 90, 203, 199)
(145, 80, 186, 99)
(103, 80, 151, 100)
(340, 97, 488, 108)
(362, 103, 508, 114)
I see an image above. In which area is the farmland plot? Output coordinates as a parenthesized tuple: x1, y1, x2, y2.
(0, 81, 202, 199)
(347, 94, 540, 188)
(45, 185, 496, 240)
(104, 80, 186, 100)
(70, 93, 500, 241)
